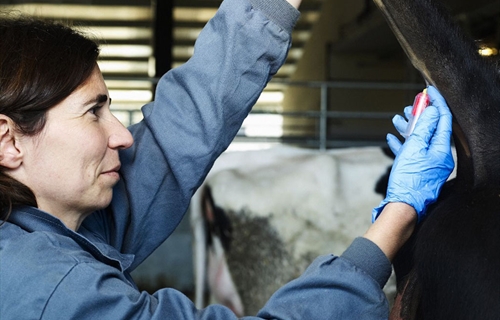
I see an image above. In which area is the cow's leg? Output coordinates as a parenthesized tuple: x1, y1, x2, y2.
(202, 186, 244, 316)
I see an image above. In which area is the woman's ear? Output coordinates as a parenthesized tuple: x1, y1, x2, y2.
(0, 115, 23, 169)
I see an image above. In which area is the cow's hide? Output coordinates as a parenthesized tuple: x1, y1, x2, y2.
(191, 145, 396, 315)
(372, 0, 500, 318)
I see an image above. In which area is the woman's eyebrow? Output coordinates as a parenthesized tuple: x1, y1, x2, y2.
(83, 94, 109, 106)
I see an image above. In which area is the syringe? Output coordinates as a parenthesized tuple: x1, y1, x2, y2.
(403, 88, 430, 138)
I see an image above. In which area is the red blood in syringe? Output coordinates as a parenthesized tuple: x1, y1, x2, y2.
(404, 89, 430, 138)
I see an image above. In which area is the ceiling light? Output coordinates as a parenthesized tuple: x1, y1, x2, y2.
(478, 46, 498, 57)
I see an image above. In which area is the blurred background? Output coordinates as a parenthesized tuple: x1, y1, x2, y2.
(2, 0, 498, 301)
(2, 0, 498, 150)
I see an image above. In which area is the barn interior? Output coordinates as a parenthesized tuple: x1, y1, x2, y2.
(2, 0, 498, 149)
(2, 0, 498, 306)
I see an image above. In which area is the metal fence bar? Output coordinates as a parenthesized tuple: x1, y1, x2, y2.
(319, 83, 328, 150)
(106, 77, 425, 148)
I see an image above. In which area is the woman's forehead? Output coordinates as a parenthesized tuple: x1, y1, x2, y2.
(73, 68, 109, 102)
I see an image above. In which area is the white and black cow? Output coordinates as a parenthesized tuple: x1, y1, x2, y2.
(190, 145, 397, 316)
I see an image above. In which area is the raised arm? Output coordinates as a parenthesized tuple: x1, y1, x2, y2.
(99, 0, 301, 268)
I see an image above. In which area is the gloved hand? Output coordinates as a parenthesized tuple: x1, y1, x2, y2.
(372, 86, 455, 223)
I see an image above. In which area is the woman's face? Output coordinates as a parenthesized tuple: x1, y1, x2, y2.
(16, 66, 134, 228)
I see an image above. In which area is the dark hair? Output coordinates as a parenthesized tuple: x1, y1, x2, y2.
(0, 15, 100, 221)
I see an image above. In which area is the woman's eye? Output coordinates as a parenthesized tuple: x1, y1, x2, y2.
(89, 105, 103, 116)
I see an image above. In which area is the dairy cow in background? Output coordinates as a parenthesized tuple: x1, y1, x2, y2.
(190, 145, 396, 316)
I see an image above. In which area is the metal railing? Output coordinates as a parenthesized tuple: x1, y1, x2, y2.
(106, 76, 426, 150)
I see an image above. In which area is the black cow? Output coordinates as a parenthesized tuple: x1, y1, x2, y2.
(373, 0, 500, 318)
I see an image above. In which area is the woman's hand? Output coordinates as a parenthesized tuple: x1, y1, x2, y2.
(372, 86, 455, 223)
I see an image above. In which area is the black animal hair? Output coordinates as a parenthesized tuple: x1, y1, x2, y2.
(372, 0, 500, 318)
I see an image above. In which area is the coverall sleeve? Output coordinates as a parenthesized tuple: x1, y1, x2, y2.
(41, 237, 391, 319)
(257, 237, 392, 319)
(83, 0, 299, 269)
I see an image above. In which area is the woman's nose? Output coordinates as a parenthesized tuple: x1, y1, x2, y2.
(107, 114, 134, 150)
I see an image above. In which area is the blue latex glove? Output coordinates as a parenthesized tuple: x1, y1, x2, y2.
(372, 86, 455, 223)
(391, 106, 413, 138)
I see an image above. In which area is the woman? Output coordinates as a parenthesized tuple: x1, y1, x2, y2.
(0, 0, 454, 318)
